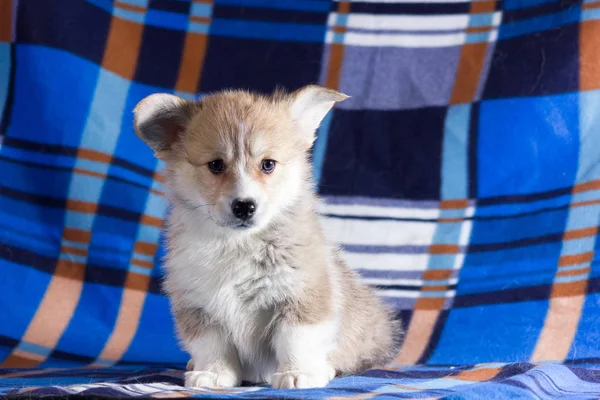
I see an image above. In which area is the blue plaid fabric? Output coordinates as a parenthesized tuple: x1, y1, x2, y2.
(2, 0, 600, 397)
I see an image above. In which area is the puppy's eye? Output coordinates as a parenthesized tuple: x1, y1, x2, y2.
(261, 159, 276, 174)
(208, 159, 225, 174)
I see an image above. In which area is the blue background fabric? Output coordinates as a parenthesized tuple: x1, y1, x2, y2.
(2, 0, 600, 398)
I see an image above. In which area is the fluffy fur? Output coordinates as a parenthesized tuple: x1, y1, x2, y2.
(133, 86, 401, 389)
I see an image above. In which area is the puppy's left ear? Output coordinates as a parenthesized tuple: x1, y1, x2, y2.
(289, 85, 349, 142)
(133, 93, 198, 158)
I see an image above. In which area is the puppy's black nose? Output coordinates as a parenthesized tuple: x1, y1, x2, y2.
(231, 199, 256, 221)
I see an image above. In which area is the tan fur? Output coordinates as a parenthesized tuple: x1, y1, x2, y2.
(133, 86, 401, 387)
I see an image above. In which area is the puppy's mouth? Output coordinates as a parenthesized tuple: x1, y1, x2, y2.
(232, 221, 255, 229)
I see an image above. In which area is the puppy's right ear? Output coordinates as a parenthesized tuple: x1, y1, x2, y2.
(133, 93, 198, 158)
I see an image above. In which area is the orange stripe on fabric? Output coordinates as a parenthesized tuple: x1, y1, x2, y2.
(564, 226, 598, 240)
(582, 1, 600, 10)
(131, 258, 154, 268)
(325, 44, 345, 90)
(96, 274, 150, 362)
(559, 252, 594, 266)
(470, 0, 496, 13)
(465, 26, 493, 34)
(450, 42, 488, 104)
(415, 297, 445, 310)
(0, 0, 12, 42)
(134, 241, 157, 255)
(114, 1, 146, 13)
(73, 167, 106, 179)
(189, 15, 211, 24)
(60, 245, 88, 257)
(422, 269, 453, 280)
(531, 293, 586, 361)
(552, 280, 588, 297)
(454, 367, 502, 381)
(439, 199, 469, 209)
(102, 16, 144, 80)
(175, 32, 208, 93)
(67, 200, 97, 214)
(78, 148, 112, 163)
(63, 228, 91, 243)
(429, 244, 459, 254)
(395, 310, 440, 364)
(573, 179, 600, 193)
(556, 266, 590, 277)
(140, 214, 163, 227)
(1, 352, 44, 368)
(3, 260, 85, 367)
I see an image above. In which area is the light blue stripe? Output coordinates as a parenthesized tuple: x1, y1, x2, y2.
(419, 291, 452, 298)
(469, 13, 494, 27)
(554, 272, 589, 284)
(129, 265, 153, 276)
(422, 279, 455, 286)
(67, 174, 105, 203)
(17, 341, 52, 357)
(561, 236, 597, 256)
(80, 70, 129, 154)
(59, 253, 87, 264)
(62, 240, 88, 250)
(74, 157, 110, 175)
(335, 13, 349, 26)
(572, 189, 600, 204)
(65, 211, 96, 232)
(134, 252, 154, 262)
(466, 32, 491, 44)
(144, 192, 167, 219)
(0, 43, 11, 122)
(214, 0, 331, 12)
(189, 21, 210, 34)
(114, 7, 145, 24)
(583, 7, 600, 21)
(191, 2, 212, 17)
(578, 90, 600, 182)
(560, 263, 591, 273)
(312, 111, 333, 184)
(146, 10, 188, 31)
(442, 104, 470, 200)
(499, 6, 581, 40)
(210, 19, 326, 43)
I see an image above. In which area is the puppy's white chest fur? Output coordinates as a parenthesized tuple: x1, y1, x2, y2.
(165, 229, 300, 380)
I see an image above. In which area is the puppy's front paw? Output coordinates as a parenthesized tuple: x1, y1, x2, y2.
(271, 369, 333, 389)
(185, 370, 239, 388)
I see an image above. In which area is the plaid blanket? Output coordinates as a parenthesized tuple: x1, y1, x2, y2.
(2, 0, 600, 398)
(3, 363, 600, 398)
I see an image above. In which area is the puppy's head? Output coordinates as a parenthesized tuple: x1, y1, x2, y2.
(134, 86, 348, 234)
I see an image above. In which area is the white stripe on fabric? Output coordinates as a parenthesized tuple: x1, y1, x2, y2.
(343, 252, 430, 271)
(327, 31, 468, 47)
(318, 202, 440, 219)
(322, 217, 437, 246)
(328, 12, 470, 31)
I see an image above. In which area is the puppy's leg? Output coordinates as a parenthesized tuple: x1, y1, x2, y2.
(175, 308, 242, 388)
(185, 326, 242, 388)
(271, 319, 337, 389)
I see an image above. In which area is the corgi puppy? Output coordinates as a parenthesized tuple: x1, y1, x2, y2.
(133, 86, 401, 389)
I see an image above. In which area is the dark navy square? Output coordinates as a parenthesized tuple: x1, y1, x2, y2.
(319, 108, 446, 200)
(483, 23, 579, 98)
(16, 0, 111, 65)
(135, 25, 186, 89)
(200, 36, 323, 94)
